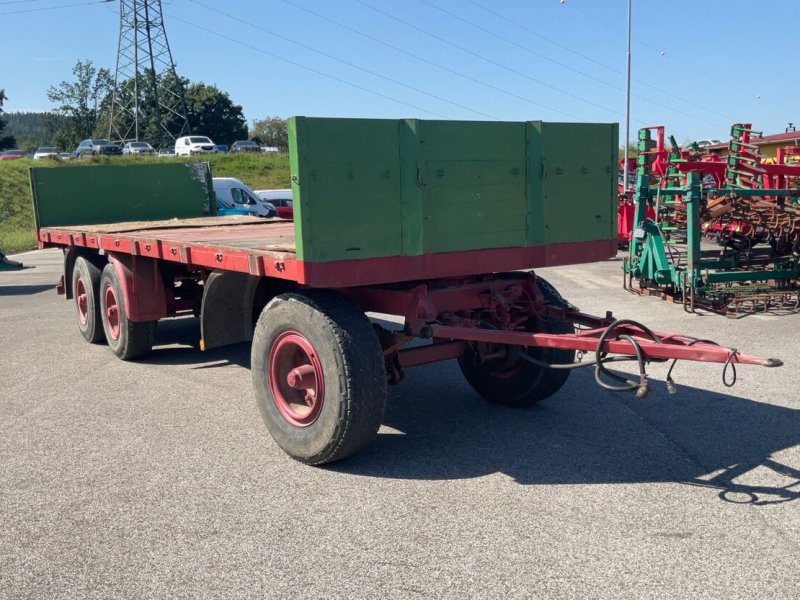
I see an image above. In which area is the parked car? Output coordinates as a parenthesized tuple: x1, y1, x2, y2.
(75, 138, 122, 158)
(215, 197, 257, 217)
(230, 140, 260, 153)
(175, 135, 217, 156)
(214, 144, 229, 154)
(157, 145, 175, 157)
(122, 141, 155, 156)
(261, 146, 280, 154)
(212, 177, 277, 217)
(58, 152, 74, 161)
(33, 146, 59, 160)
(0, 149, 25, 160)
(255, 188, 293, 219)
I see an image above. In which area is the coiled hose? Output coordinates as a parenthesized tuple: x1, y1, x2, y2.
(519, 318, 738, 399)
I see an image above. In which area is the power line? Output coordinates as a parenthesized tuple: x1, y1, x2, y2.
(0, 0, 109, 15)
(279, 0, 687, 132)
(420, 0, 725, 128)
(351, 0, 624, 119)
(278, 0, 585, 121)
(562, 1, 769, 109)
(463, 0, 738, 124)
(349, 0, 708, 138)
(421, 1, 620, 92)
(0, 0, 63, 5)
(0, 0, 51, 5)
(467, 1, 621, 77)
(165, 13, 449, 119)
(188, 0, 500, 120)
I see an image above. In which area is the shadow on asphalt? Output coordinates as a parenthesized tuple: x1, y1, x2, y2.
(136, 312, 800, 504)
(0, 283, 54, 296)
(141, 316, 250, 369)
(334, 363, 800, 506)
(140, 314, 403, 369)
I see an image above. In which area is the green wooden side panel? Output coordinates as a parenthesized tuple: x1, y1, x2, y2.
(536, 122, 618, 244)
(289, 117, 617, 263)
(289, 117, 403, 262)
(31, 162, 213, 229)
(416, 119, 528, 253)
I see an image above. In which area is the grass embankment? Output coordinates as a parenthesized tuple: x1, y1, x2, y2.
(0, 153, 291, 254)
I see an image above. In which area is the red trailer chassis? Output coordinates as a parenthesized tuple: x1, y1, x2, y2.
(40, 219, 781, 464)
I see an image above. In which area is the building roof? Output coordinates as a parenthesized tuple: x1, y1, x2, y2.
(704, 129, 800, 151)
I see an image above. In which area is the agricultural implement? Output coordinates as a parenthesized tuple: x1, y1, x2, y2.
(33, 117, 782, 464)
(623, 124, 800, 315)
(0, 250, 23, 271)
(1, 213, 24, 270)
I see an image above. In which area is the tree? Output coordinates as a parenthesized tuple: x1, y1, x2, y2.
(0, 89, 16, 150)
(47, 60, 113, 149)
(183, 82, 247, 145)
(3, 111, 66, 151)
(94, 68, 192, 146)
(251, 117, 287, 151)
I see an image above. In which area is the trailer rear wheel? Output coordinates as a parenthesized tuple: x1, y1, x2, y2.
(72, 256, 105, 344)
(251, 290, 387, 465)
(458, 277, 575, 408)
(99, 264, 156, 360)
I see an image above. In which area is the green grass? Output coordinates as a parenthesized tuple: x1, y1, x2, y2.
(0, 154, 291, 254)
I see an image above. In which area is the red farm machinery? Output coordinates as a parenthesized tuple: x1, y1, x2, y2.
(32, 117, 783, 464)
(623, 124, 800, 315)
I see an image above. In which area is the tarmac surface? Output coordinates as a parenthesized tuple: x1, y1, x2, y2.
(2, 248, 799, 599)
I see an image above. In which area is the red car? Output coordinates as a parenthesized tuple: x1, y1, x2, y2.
(0, 150, 25, 160)
(255, 189, 293, 220)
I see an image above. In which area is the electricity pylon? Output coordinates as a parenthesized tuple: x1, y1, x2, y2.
(108, 0, 191, 144)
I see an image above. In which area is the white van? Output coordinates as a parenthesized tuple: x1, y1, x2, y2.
(175, 135, 217, 156)
(212, 177, 276, 217)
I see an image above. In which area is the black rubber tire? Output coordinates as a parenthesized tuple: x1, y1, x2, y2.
(458, 276, 575, 408)
(99, 263, 157, 361)
(72, 256, 105, 344)
(251, 290, 387, 465)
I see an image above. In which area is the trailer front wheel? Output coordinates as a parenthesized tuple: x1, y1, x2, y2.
(251, 291, 387, 465)
(458, 278, 575, 408)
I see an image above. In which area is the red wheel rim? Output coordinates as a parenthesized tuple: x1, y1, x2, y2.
(268, 331, 324, 427)
(103, 284, 121, 341)
(75, 277, 89, 327)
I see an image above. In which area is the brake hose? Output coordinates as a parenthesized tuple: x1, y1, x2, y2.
(519, 318, 663, 399)
(506, 317, 737, 398)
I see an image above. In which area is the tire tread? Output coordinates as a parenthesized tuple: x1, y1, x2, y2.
(251, 289, 387, 465)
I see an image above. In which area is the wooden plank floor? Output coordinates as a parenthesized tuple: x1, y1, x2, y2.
(49, 216, 297, 255)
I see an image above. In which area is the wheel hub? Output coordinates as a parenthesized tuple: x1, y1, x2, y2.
(104, 285, 121, 340)
(75, 277, 89, 326)
(268, 331, 324, 427)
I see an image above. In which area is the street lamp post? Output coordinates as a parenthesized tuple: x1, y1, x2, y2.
(623, 0, 632, 192)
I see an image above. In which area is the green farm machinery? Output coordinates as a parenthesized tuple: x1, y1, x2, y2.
(624, 124, 800, 315)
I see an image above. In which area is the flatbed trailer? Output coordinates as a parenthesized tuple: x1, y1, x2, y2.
(34, 117, 781, 465)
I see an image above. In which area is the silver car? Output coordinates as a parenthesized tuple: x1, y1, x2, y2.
(122, 141, 155, 156)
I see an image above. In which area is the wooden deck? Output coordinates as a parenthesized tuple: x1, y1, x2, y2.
(47, 216, 298, 255)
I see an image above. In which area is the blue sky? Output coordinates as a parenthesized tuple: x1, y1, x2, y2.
(1, 0, 797, 144)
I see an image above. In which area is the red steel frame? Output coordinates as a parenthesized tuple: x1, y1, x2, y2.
(343, 276, 779, 370)
(42, 224, 780, 376)
(38, 227, 616, 289)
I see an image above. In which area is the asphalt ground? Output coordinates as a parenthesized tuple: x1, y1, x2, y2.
(1, 248, 799, 599)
